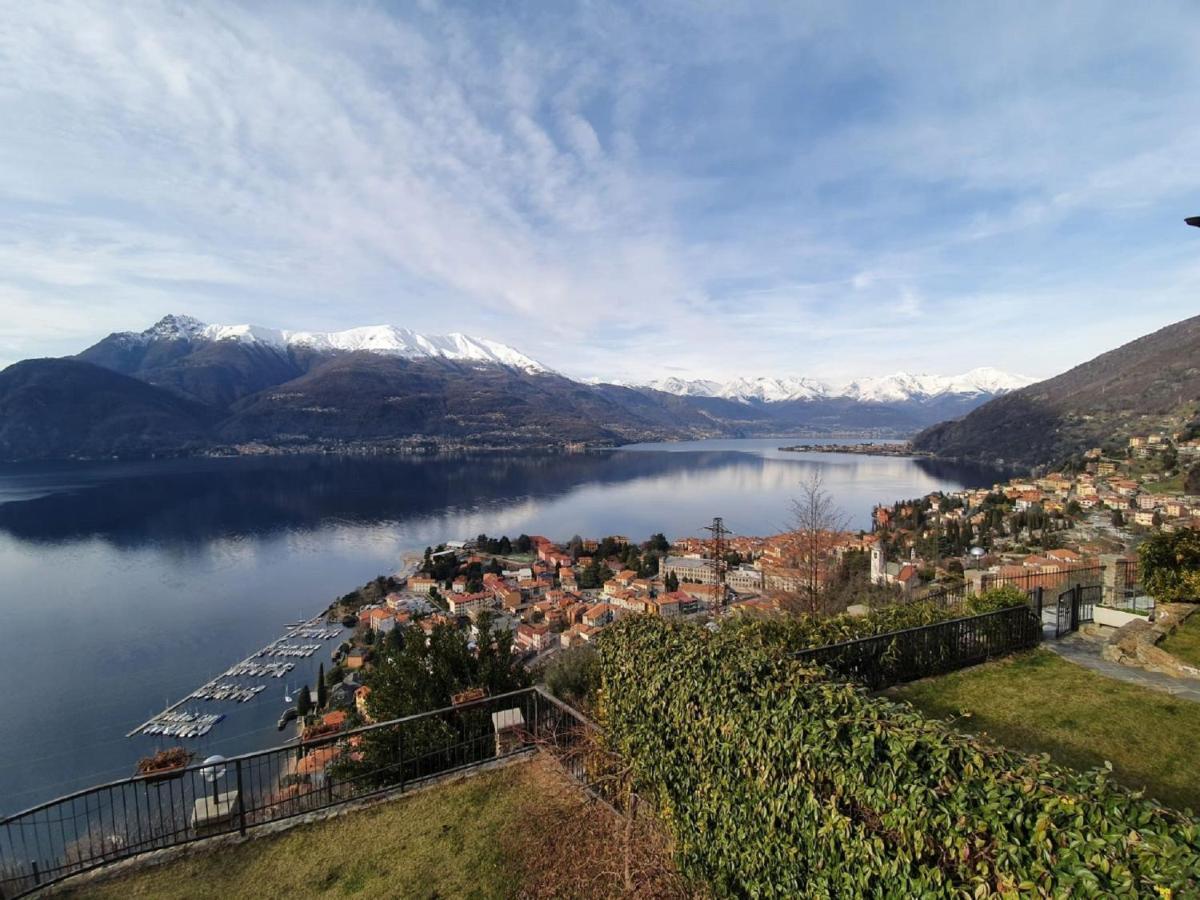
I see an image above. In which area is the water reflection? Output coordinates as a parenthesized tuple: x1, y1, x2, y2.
(0, 448, 1000, 546)
(0, 442, 1002, 813)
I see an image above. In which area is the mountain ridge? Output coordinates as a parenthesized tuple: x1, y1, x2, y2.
(87, 314, 551, 374)
(912, 313, 1200, 471)
(0, 313, 1044, 461)
(641, 367, 1035, 405)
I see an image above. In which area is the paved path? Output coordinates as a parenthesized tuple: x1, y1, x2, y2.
(1047, 635, 1200, 704)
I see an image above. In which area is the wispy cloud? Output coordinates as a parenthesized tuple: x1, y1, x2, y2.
(0, 1, 1197, 379)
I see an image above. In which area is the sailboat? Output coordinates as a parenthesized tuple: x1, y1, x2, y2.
(283, 684, 294, 704)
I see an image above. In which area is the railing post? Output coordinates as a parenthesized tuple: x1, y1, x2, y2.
(397, 727, 406, 792)
(532, 689, 541, 744)
(235, 759, 246, 837)
(30, 861, 39, 886)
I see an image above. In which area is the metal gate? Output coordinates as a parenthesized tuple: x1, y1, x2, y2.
(1054, 583, 1098, 638)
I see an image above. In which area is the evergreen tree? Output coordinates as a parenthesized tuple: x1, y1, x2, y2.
(646, 533, 670, 554)
(296, 684, 312, 718)
(317, 664, 327, 708)
(666, 571, 680, 592)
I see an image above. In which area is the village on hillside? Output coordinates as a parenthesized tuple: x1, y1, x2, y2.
(312, 429, 1194, 727)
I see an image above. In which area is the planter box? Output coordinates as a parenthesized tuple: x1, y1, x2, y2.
(1094, 606, 1147, 629)
(135, 762, 188, 783)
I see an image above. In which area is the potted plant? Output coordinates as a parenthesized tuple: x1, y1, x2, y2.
(135, 746, 192, 782)
(300, 721, 341, 744)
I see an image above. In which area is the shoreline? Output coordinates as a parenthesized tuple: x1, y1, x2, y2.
(778, 442, 929, 458)
(0, 432, 919, 466)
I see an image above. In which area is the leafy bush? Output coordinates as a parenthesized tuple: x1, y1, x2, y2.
(1139, 529, 1200, 602)
(965, 583, 1030, 613)
(596, 616, 1200, 897)
(729, 589, 1029, 656)
(543, 645, 599, 710)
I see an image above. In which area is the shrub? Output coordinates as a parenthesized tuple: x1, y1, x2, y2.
(543, 645, 599, 710)
(727, 589, 1029, 656)
(596, 616, 1200, 897)
(1139, 529, 1200, 602)
(964, 583, 1030, 613)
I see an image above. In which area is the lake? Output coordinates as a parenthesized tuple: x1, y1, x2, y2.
(0, 439, 1001, 813)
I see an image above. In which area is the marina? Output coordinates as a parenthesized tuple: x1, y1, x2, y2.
(189, 682, 267, 703)
(225, 660, 294, 679)
(123, 614, 348, 739)
(289, 627, 342, 640)
(257, 641, 321, 658)
(135, 711, 224, 739)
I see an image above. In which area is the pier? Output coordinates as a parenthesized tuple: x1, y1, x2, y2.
(125, 560, 417, 740)
(124, 614, 343, 738)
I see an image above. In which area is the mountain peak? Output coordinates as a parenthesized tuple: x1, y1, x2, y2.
(113, 316, 550, 373)
(144, 314, 209, 341)
(642, 369, 1035, 404)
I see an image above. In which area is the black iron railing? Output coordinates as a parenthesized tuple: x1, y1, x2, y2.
(918, 564, 1106, 609)
(0, 687, 596, 898)
(793, 603, 1042, 691)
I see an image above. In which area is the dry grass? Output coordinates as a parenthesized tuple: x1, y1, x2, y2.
(514, 761, 698, 899)
(65, 755, 692, 899)
(892, 649, 1200, 812)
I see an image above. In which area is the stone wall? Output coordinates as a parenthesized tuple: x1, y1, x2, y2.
(1101, 603, 1200, 679)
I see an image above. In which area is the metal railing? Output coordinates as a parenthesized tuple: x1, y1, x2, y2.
(0, 687, 594, 898)
(918, 564, 1106, 609)
(793, 603, 1043, 691)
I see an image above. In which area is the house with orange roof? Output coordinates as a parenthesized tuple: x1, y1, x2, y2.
(447, 591, 494, 616)
(366, 607, 396, 633)
(583, 602, 618, 628)
(515, 622, 553, 652)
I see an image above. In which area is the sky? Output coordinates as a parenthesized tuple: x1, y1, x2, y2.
(0, 2, 1198, 383)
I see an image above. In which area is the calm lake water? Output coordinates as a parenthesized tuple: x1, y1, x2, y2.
(0, 439, 1001, 813)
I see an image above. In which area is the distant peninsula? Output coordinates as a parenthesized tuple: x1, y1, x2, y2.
(779, 442, 927, 458)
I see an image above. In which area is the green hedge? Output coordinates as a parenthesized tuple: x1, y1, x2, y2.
(734, 585, 1030, 655)
(596, 616, 1200, 897)
(1139, 529, 1200, 602)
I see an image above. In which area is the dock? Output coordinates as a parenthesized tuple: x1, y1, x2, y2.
(125, 613, 343, 739)
(126, 559, 419, 740)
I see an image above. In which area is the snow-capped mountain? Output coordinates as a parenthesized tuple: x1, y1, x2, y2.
(643, 376, 723, 397)
(117, 315, 549, 373)
(838, 368, 1036, 403)
(643, 367, 1034, 405)
(644, 375, 830, 403)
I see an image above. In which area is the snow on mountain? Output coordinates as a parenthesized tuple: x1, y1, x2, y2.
(643, 377, 724, 397)
(125, 316, 549, 373)
(838, 368, 1036, 403)
(643, 376, 829, 402)
(123, 317, 1032, 398)
(718, 376, 829, 403)
(642, 367, 1035, 404)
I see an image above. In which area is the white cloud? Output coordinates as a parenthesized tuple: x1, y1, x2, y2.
(0, 1, 1198, 382)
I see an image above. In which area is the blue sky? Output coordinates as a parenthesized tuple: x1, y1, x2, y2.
(1, 2, 1197, 382)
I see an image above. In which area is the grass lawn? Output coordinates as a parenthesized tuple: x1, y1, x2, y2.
(1160, 613, 1200, 668)
(1145, 472, 1186, 494)
(891, 649, 1200, 812)
(70, 764, 543, 900)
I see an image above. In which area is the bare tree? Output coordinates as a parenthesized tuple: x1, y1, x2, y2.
(788, 469, 850, 614)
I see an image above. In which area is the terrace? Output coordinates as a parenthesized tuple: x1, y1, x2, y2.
(57, 755, 677, 900)
(0, 688, 614, 898)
